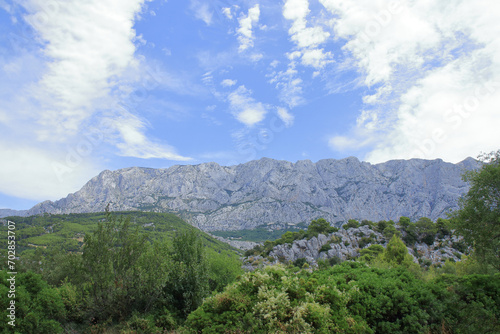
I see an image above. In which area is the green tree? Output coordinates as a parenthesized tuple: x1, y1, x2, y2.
(378, 234, 415, 268)
(343, 219, 360, 230)
(0, 271, 66, 333)
(165, 230, 209, 317)
(80, 210, 148, 321)
(436, 218, 451, 238)
(307, 218, 335, 237)
(415, 217, 438, 245)
(451, 150, 500, 271)
(382, 225, 400, 240)
(359, 244, 385, 263)
(403, 222, 418, 245)
(399, 216, 411, 229)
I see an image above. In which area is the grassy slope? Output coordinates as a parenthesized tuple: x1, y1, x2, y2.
(0, 211, 240, 255)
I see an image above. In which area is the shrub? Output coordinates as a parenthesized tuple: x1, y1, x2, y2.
(328, 256, 342, 266)
(293, 258, 307, 268)
(358, 236, 373, 249)
(343, 219, 360, 230)
(320, 243, 332, 253)
(331, 235, 342, 244)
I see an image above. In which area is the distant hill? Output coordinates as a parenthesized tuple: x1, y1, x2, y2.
(0, 211, 238, 254)
(24, 157, 481, 231)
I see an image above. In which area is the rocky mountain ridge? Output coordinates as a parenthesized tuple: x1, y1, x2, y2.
(25, 157, 480, 231)
(0, 209, 27, 218)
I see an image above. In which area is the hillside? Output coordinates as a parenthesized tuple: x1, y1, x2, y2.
(0, 211, 238, 255)
(242, 217, 466, 270)
(24, 157, 481, 231)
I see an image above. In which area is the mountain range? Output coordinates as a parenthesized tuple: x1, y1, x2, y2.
(5, 156, 479, 231)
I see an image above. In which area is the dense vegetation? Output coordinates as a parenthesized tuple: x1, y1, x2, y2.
(0, 211, 237, 254)
(0, 150, 498, 333)
(0, 210, 243, 333)
(185, 262, 499, 333)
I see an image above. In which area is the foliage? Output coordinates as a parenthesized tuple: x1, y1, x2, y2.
(360, 219, 375, 227)
(184, 261, 500, 334)
(319, 243, 332, 253)
(307, 218, 338, 237)
(451, 150, 500, 271)
(436, 218, 451, 238)
(376, 234, 416, 269)
(398, 216, 411, 229)
(78, 210, 151, 321)
(382, 225, 400, 240)
(359, 244, 385, 263)
(184, 264, 371, 333)
(0, 271, 66, 333)
(358, 236, 374, 249)
(165, 230, 209, 317)
(415, 217, 438, 245)
(0, 211, 238, 257)
(0, 210, 243, 332)
(433, 273, 500, 333)
(343, 219, 360, 229)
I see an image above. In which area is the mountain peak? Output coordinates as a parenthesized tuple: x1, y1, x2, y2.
(26, 157, 478, 231)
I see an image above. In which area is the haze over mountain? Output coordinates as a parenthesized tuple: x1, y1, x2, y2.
(20, 157, 480, 231)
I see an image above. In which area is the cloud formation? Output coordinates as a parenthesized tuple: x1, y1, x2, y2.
(323, 0, 500, 162)
(283, 0, 333, 69)
(0, 0, 192, 201)
(277, 107, 294, 127)
(237, 4, 260, 52)
(228, 85, 267, 126)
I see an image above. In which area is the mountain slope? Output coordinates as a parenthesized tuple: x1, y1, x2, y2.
(26, 157, 480, 231)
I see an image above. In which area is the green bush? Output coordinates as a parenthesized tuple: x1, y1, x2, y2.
(343, 219, 360, 230)
(320, 243, 332, 253)
(185, 262, 500, 334)
(293, 258, 307, 268)
(184, 264, 370, 333)
(0, 271, 65, 333)
(358, 236, 374, 249)
(307, 218, 337, 238)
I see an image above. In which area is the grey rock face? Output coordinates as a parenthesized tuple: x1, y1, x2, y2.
(253, 225, 464, 268)
(0, 209, 28, 218)
(26, 157, 480, 231)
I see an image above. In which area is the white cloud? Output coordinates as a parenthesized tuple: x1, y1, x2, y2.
(237, 4, 260, 52)
(268, 61, 304, 108)
(273, 0, 334, 110)
(0, 0, 193, 203)
(111, 110, 191, 160)
(228, 85, 267, 126)
(322, 0, 500, 163)
(20, 0, 146, 138)
(283, 0, 333, 69)
(190, 0, 213, 25)
(221, 79, 237, 87)
(301, 48, 333, 68)
(250, 53, 264, 62)
(277, 107, 294, 127)
(162, 47, 172, 56)
(222, 7, 232, 20)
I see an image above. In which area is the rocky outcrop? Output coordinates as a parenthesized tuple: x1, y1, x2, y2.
(25, 157, 480, 231)
(244, 225, 464, 269)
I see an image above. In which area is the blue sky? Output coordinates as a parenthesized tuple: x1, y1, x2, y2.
(1, 0, 500, 210)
